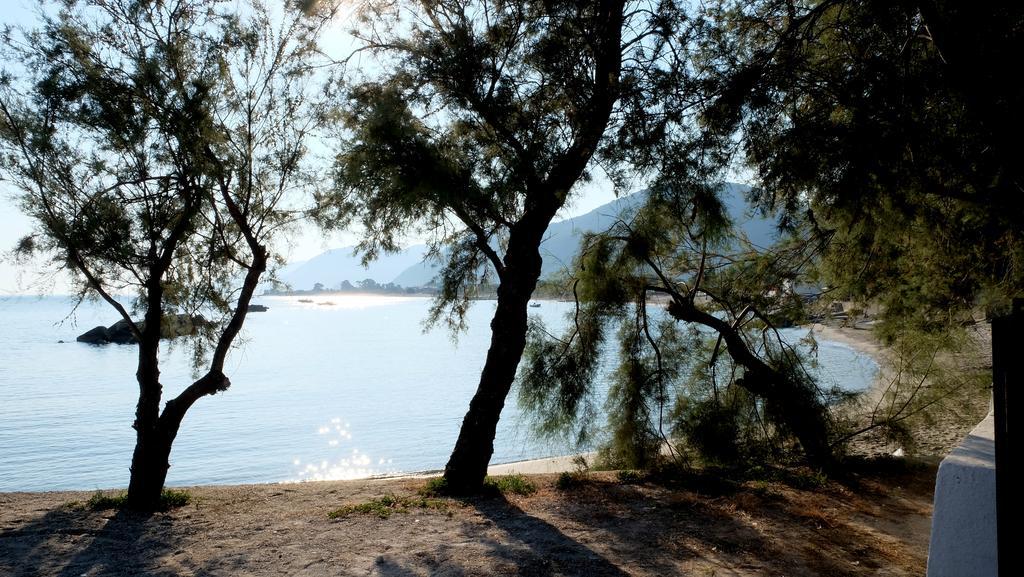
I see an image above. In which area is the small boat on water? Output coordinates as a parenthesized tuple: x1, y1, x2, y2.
(529, 301, 541, 308)
(297, 298, 313, 303)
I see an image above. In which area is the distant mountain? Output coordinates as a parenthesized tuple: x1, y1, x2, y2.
(280, 245, 428, 291)
(392, 257, 444, 288)
(392, 183, 778, 286)
(287, 184, 780, 289)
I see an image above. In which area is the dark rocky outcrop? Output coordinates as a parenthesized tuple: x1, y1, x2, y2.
(106, 319, 137, 344)
(76, 314, 208, 345)
(76, 326, 111, 344)
(247, 304, 268, 312)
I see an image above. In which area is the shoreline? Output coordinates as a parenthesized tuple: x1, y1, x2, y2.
(0, 454, 599, 498)
(803, 322, 888, 366)
(0, 325, 890, 497)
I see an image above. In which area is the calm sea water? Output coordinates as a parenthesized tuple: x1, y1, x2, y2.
(0, 295, 877, 492)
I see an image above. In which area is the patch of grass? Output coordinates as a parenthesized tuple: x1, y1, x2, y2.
(421, 476, 449, 497)
(555, 471, 587, 491)
(744, 465, 829, 490)
(86, 491, 129, 510)
(66, 489, 191, 512)
(328, 494, 450, 520)
(160, 489, 191, 508)
(419, 474, 537, 497)
(483, 474, 537, 496)
(616, 469, 645, 484)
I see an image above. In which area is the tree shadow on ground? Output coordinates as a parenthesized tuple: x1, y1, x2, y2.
(373, 492, 632, 577)
(539, 480, 776, 574)
(370, 483, 781, 577)
(0, 505, 175, 577)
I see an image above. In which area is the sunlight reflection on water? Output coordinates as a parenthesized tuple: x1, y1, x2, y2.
(290, 417, 396, 482)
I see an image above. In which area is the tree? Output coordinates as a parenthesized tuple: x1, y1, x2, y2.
(698, 0, 1024, 335)
(324, 0, 705, 492)
(0, 0, 336, 510)
(580, 0, 1018, 455)
(519, 190, 838, 467)
(357, 278, 380, 290)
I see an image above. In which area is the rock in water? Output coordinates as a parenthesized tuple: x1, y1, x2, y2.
(106, 319, 137, 344)
(76, 326, 110, 344)
(76, 314, 207, 345)
(247, 304, 269, 312)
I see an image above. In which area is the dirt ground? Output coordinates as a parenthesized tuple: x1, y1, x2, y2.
(1, 462, 936, 577)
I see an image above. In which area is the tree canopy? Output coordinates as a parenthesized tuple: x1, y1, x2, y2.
(320, 0, 727, 491)
(518, 0, 1021, 468)
(0, 0, 337, 509)
(701, 0, 1024, 335)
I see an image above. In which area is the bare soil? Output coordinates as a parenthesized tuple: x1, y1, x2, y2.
(1, 462, 936, 577)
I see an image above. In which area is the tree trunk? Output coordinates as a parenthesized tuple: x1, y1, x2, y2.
(125, 425, 174, 510)
(126, 295, 168, 510)
(443, 237, 543, 493)
(125, 405, 192, 510)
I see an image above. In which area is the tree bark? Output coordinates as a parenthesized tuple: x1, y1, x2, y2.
(440, 0, 625, 493)
(125, 421, 175, 510)
(126, 278, 169, 510)
(442, 232, 544, 493)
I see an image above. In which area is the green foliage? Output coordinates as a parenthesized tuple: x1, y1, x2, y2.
(328, 494, 450, 520)
(159, 489, 193, 509)
(483, 475, 537, 497)
(519, 188, 837, 470)
(319, 0, 710, 330)
(702, 0, 1024, 332)
(67, 489, 191, 512)
(518, 306, 613, 446)
(555, 470, 587, 491)
(743, 465, 828, 491)
(675, 396, 746, 465)
(85, 491, 128, 511)
(420, 476, 450, 497)
(420, 474, 536, 497)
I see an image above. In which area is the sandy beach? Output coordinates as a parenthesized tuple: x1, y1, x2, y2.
(808, 322, 991, 458)
(0, 464, 937, 576)
(0, 323, 988, 576)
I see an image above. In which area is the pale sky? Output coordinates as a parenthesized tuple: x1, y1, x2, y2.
(0, 1, 622, 295)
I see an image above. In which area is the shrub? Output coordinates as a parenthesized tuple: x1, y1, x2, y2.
(616, 469, 644, 484)
(421, 477, 449, 497)
(555, 471, 586, 490)
(420, 474, 537, 497)
(483, 475, 537, 496)
(69, 489, 191, 512)
(328, 494, 449, 520)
